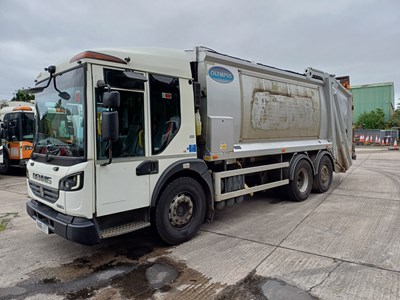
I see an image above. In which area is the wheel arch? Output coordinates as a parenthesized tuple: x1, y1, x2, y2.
(312, 150, 334, 176)
(288, 153, 314, 180)
(150, 158, 214, 222)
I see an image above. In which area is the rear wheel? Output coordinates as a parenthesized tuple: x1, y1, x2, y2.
(0, 150, 10, 175)
(154, 177, 206, 245)
(312, 155, 333, 193)
(287, 159, 313, 202)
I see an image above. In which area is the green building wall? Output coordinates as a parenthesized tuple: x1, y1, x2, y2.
(350, 82, 395, 123)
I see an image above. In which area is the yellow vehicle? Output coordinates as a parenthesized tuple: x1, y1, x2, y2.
(0, 105, 35, 174)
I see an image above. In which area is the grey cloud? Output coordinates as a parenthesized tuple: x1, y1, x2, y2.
(0, 0, 399, 102)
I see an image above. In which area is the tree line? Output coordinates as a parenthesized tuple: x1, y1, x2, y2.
(356, 106, 400, 129)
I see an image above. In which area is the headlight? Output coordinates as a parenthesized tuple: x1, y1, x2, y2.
(24, 145, 33, 151)
(59, 172, 84, 191)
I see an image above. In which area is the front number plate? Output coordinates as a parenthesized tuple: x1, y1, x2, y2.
(36, 219, 49, 234)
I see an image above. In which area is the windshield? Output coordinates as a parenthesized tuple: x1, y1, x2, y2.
(21, 112, 34, 141)
(33, 67, 85, 160)
(1, 111, 34, 142)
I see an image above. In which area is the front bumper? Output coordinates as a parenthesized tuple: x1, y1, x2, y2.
(26, 199, 99, 245)
(19, 159, 29, 167)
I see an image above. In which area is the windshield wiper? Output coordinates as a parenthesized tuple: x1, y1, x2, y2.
(44, 143, 72, 161)
(45, 144, 59, 162)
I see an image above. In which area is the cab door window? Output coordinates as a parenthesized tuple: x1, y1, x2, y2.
(4, 113, 20, 140)
(96, 69, 145, 159)
(149, 74, 181, 155)
(21, 113, 35, 141)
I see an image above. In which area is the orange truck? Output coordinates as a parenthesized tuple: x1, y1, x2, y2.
(0, 105, 35, 174)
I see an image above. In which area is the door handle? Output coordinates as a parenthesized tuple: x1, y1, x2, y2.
(136, 160, 159, 176)
(150, 161, 158, 173)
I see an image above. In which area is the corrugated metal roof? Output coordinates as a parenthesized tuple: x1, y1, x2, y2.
(351, 82, 394, 89)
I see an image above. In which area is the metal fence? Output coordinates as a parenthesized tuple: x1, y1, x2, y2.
(354, 129, 399, 146)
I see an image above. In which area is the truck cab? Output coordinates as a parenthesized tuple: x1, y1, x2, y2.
(0, 105, 35, 174)
(26, 49, 212, 245)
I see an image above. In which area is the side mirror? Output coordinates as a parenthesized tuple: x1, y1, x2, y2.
(103, 91, 120, 108)
(101, 111, 119, 142)
(100, 89, 120, 167)
(101, 111, 119, 166)
(8, 123, 16, 140)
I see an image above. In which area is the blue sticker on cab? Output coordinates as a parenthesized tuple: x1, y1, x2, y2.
(188, 144, 197, 153)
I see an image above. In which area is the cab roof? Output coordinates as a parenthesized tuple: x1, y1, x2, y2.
(36, 48, 193, 82)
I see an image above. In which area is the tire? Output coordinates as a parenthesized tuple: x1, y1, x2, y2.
(312, 155, 333, 193)
(287, 159, 313, 202)
(0, 150, 9, 175)
(154, 177, 206, 245)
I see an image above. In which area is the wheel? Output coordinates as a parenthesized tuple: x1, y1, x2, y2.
(154, 177, 206, 245)
(0, 150, 9, 175)
(287, 159, 313, 202)
(312, 155, 333, 193)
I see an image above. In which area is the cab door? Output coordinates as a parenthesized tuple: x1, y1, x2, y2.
(92, 65, 152, 216)
(3, 112, 21, 160)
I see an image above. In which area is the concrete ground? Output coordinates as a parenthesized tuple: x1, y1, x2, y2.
(0, 148, 399, 299)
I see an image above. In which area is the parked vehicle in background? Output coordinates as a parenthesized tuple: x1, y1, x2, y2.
(25, 47, 353, 245)
(0, 105, 35, 174)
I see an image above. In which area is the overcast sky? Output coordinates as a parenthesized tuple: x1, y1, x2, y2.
(1, 0, 399, 105)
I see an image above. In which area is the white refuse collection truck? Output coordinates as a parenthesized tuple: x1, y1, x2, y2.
(26, 47, 353, 245)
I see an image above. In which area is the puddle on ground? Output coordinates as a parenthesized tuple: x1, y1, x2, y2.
(260, 278, 318, 300)
(216, 273, 318, 300)
(0, 264, 135, 300)
(0, 241, 315, 300)
(0, 238, 223, 300)
(101, 256, 223, 300)
(0, 228, 317, 300)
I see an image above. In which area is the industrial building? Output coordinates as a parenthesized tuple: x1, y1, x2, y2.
(350, 82, 395, 123)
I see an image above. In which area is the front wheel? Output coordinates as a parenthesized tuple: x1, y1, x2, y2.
(154, 177, 206, 245)
(287, 159, 313, 202)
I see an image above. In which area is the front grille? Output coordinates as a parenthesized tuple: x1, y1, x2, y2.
(29, 181, 59, 203)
